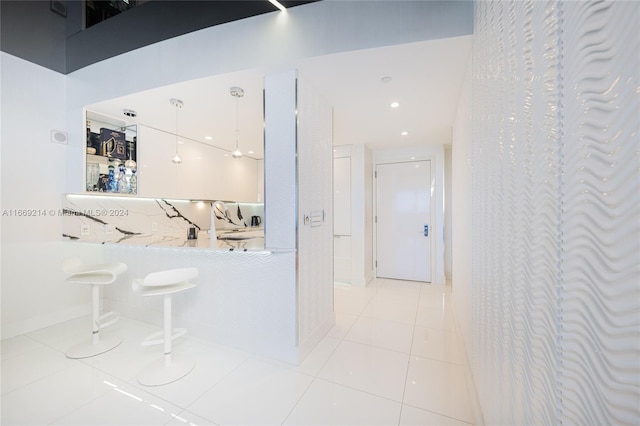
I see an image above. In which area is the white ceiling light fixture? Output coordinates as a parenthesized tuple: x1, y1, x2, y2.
(170, 98, 184, 164)
(401, 131, 409, 136)
(268, 0, 287, 12)
(230, 86, 244, 159)
(390, 102, 400, 108)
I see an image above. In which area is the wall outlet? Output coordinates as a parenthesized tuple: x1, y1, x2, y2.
(80, 224, 90, 236)
(104, 224, 114, 235)
(151, 222, 158, 232)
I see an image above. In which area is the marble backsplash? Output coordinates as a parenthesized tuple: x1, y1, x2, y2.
(62, 194, 264, 248)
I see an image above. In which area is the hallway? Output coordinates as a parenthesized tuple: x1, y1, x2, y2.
(1, 279, 474, 425)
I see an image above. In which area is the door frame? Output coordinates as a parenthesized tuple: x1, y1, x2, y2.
(373, 155, 437, 284)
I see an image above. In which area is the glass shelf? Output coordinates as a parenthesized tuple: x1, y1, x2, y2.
(85, 110, 138, 195)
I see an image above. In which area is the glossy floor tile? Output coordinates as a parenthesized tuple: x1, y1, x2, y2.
(283, 378, 402, 425)
(52, 382, 183, 425)
(187, 358, 314, 425)
(403, 355, 474, 423)
(317, 340, 410, 401)
(399, 404, 472, 426)
(325, 312, 358, 340)
(411, 326, 463, 364)
(1, 363, 122, 425)
(1, 279, 476, 426)
(0, 335, 46, 361)
(360, 298, 418, 325)
(134, 338, 252, 408)
(344, 315, 414, 353)
(165, 410, 217, 426)
(1, 345, 75, 394)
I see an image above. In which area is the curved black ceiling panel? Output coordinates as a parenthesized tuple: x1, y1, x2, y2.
(66, 0, 319, 73)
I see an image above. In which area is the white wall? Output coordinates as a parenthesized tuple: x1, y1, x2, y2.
(349, 144, 374, 287)
(374, 145, 447, 286)
(0, 53, 103, 338)
(450, 48, 475, 421)
(296, 71, 334, 358)
(136, 125, 258, 202)
(444, 145, 452, 281)
(256, 159, 264, 203)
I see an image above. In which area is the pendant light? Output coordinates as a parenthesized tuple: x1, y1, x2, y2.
(170, 98, 183, 164)
(230, 86, 244, 159)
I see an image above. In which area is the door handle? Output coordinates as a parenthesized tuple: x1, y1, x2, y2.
(424, 225, 429, 237)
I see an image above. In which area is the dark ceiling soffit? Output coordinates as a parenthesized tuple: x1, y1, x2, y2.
(66, 0, 319, 74)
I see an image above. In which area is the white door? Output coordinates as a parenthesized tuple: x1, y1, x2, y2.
(376, 160, 431, 282)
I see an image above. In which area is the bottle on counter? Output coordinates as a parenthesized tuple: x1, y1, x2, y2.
(107, 163, 116, 192)
(117, 163, 127, 193)
(129, 169, 137, 194)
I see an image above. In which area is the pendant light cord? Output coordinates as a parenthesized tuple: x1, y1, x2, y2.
(175, 102, 180, 154)
(170, 98, 183, 164)
(235, 95, 239, 150)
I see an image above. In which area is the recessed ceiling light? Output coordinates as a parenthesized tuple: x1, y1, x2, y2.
(204, 136, 213, 140)
(248, 150, 255, 154)
(381, 76, 392, 83)
(177, 140, 184, 144)
(401, 131, 409, 136)
(390, 102, 400, 108)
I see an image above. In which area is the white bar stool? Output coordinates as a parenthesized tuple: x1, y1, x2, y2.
(62, 258, 127, 359)
(132, 267, 198, 386)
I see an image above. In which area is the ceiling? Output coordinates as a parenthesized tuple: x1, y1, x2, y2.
(87, 35, 472, 160)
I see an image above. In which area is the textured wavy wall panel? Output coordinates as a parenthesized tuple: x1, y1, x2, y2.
(559, 1, 640, 423)
(472, 0, 559, 424)
(296, 73, 334, 345)
(472, 0, 639, 423)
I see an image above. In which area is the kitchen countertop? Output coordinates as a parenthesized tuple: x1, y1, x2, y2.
(100, 227, 266, 251)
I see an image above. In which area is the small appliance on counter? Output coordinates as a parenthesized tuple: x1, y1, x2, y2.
(251, 215, 262, 227)
(187, 226, 198, 240)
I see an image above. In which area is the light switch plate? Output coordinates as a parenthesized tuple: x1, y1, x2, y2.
(80, 224, 90, 236)
(151, 222, 158, 232)
(104, 224, 114, 235)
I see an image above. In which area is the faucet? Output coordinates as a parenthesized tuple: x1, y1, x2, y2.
(209, 201, 225, 248)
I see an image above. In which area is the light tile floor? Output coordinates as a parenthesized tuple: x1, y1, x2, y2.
(1, 278, 475, 425)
